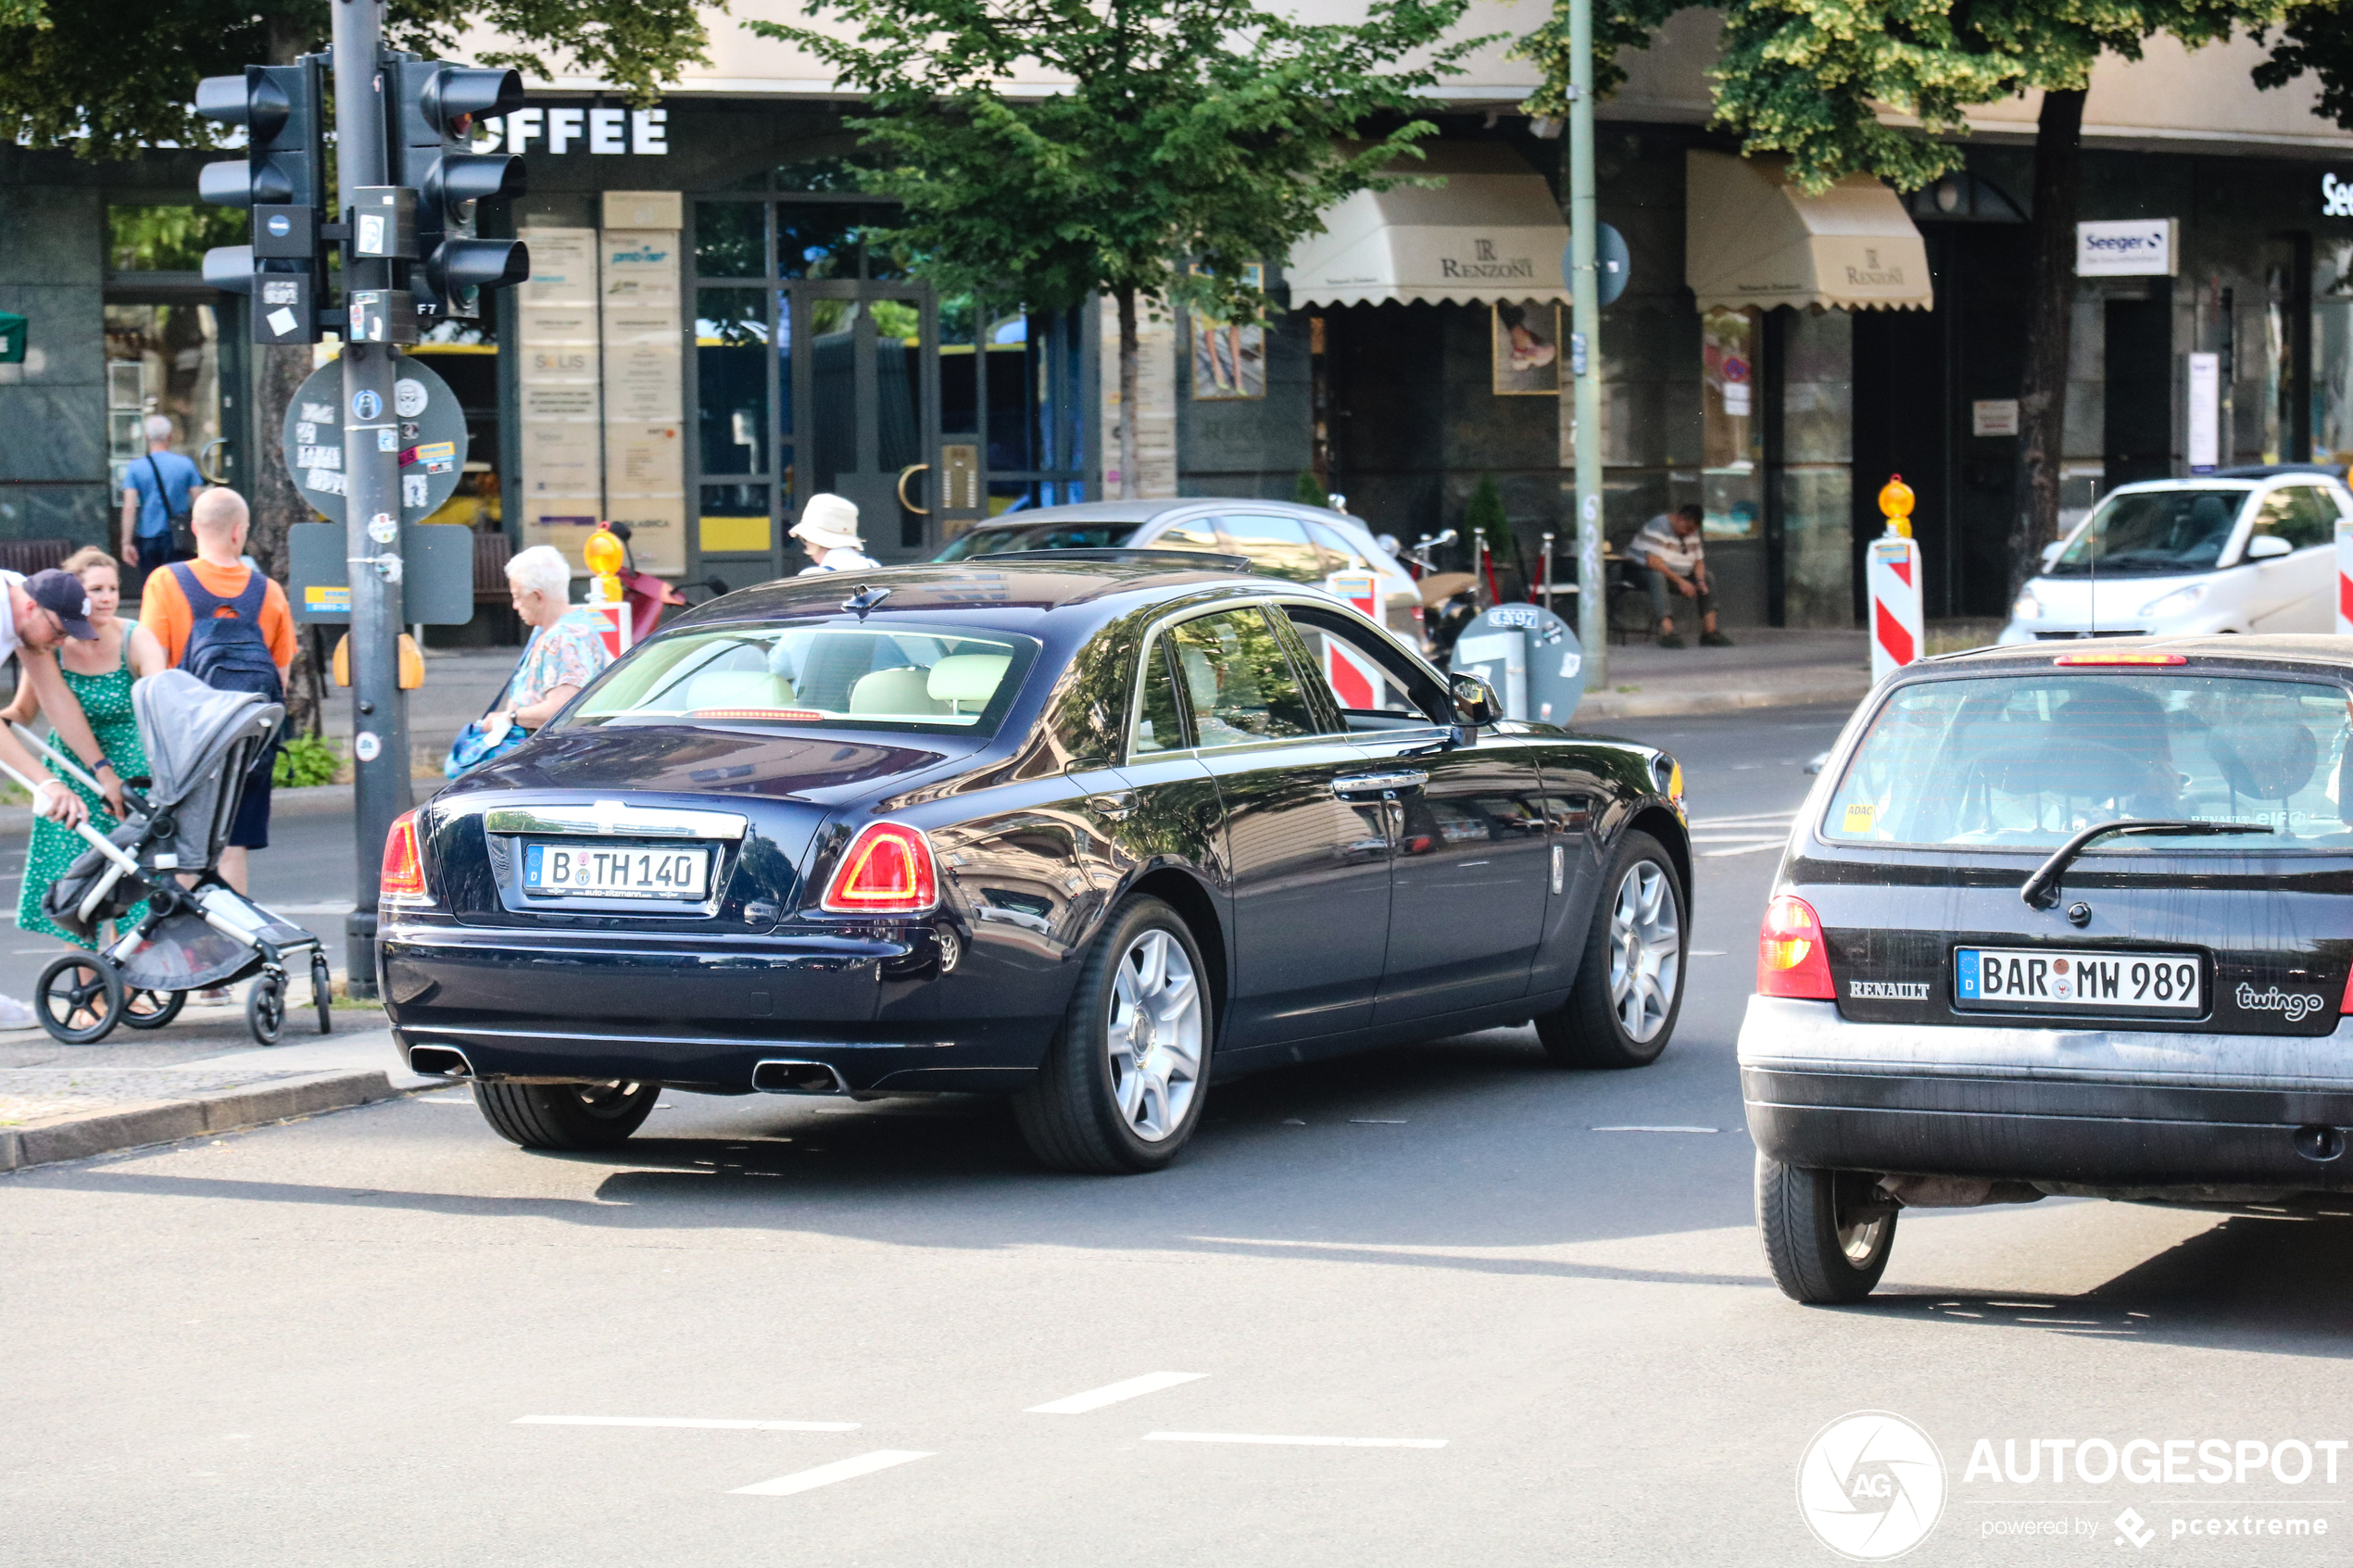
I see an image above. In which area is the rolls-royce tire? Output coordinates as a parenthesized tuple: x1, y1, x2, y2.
(1756, 1154, 1896, 1304)
(1535, 829, 1685, 1069)
(1013, 895, 1212, 1173)
(475, 1080, 661, 1151)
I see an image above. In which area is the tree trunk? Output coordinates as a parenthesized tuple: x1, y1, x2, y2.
(2009, 86, 2086, 604)
(1116, 285, 1140, 500)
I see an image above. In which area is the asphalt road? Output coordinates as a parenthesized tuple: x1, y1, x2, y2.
(7, 702, 2353, 1567)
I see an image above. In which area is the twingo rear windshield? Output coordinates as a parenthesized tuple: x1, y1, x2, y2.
(1822, 672, 2353, 850)
(561, 621, 1041, 735)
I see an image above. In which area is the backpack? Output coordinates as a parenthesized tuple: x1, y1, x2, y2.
(170, 562, 284, 707)
(145, 454, 198, 558)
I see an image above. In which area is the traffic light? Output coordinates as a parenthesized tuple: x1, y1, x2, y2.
(390, 63, 530, 320)
(195, 60, 327, 345)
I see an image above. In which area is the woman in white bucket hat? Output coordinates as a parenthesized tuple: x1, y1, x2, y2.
(789, 494, 880, 575)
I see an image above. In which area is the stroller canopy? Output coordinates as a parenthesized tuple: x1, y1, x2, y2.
(132, 669, 283, 867)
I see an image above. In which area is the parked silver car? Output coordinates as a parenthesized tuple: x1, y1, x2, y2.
(936, 499, 1423, 638)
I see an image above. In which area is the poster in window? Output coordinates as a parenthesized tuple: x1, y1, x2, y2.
(1491, 301, 1561, 395)
(1189, 263, 1265, 400)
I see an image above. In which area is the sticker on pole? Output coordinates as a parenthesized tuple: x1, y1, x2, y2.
(353, 732, 382, 763)
(283, 358, 468, 526)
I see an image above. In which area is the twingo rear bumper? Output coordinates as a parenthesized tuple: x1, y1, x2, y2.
(1738, 995, 2353, 1195)
(378, 920, 1047, 1095)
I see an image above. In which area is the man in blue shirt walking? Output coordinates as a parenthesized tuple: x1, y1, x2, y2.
(120, 415, 201, 570)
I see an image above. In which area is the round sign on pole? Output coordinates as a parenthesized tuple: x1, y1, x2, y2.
(1449, 603, 1586, 725)
(1565, 222, 1633, 309)
(282, 356, 469, 525)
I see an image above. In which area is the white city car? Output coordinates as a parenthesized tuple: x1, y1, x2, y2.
(1999, 468, 2353, 644)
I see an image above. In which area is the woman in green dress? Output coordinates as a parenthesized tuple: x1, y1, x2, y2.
(6, 547, 167, 948)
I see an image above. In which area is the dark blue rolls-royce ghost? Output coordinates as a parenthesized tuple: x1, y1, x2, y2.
(379, 554, 1692, 1172)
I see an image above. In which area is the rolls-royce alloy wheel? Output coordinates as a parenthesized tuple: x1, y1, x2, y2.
(1015, 895, 1212, 1173)
(1537, 830, 1686, 1069)
(475, 1080, 662, 1152)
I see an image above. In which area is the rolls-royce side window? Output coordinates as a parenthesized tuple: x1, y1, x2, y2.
(1164, 608, 1327, 749)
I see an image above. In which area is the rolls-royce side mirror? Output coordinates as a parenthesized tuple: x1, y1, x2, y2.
(2245, 533, 2295, 560)
(1451, 673, 1502, 743)
(2039, 540, 2065, 570)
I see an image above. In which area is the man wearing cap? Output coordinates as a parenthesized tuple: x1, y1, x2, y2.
(0, 570, 111, 1028)
(790, 494, 880, 575)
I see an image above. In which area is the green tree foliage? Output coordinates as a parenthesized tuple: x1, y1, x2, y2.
(2255, 1, 2353, 126)
(752, 0, 1487, 495)
(1292, 470, 1330, 508)
(0, 0, 717, 157)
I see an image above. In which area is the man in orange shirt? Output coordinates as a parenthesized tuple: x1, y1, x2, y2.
(140, 487, 295, 895)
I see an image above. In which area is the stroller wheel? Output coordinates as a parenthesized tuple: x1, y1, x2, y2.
(35, 953, 126, 1045)
(122, 988, 188, 1031)
(246, 971, 285, 1047)
(310, 950, 333, 1036)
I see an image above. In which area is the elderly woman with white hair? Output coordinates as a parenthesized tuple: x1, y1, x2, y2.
(487, 545, 612, 734)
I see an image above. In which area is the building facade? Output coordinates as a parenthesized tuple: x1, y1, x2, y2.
(6, 6, 2353, 629)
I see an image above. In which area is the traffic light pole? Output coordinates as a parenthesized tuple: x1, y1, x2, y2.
(333, 0, 411, 997)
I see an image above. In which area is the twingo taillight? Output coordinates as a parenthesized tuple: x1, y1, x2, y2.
(820, 822, 938, 915)
(381, 809, 427, 901)
(1757, 893, 1835, 999)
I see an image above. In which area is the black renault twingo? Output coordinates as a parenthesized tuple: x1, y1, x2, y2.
(1743, 638, 2353, 1301)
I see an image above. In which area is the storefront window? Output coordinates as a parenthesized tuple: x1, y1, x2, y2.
(776, 206, 860, 280)
(697, 289, 768, 476)
(695, 203, 766, 279)
(1701, 306, 1762, 539)
(106, 204, 245, 272)
(103, 305, 221, 493)
(2313, 242, 2353, 464)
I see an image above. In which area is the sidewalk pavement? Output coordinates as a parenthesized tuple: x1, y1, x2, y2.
(0, 998, 439, 1173)
(1572, 628, 1872, 722)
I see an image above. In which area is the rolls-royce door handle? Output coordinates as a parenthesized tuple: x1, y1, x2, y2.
(1087, 791, 1138, 820)
(1331, 770, 1428, 797)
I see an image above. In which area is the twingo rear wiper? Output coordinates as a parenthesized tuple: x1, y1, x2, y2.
(2020, 819, 2273, 910)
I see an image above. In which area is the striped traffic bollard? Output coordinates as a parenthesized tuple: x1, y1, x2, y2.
(1868, 474, 1924, 684)
(2337, 517, 2353, 634)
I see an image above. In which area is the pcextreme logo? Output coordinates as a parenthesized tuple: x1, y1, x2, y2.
(1797, 1411, 1948, 1561)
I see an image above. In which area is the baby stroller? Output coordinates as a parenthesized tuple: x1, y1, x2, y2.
(3, 669, 333, 1047)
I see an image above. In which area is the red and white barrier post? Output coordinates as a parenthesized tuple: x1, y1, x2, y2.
(1867, 474, 1923, 685)
(2337, 515, 2353, 635)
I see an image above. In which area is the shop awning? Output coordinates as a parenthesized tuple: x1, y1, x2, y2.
(1685, 151, 1934, 313)
(1285, 144, 1569, 308)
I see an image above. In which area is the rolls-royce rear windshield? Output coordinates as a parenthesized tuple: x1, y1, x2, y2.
(562, 621, 1041, 735)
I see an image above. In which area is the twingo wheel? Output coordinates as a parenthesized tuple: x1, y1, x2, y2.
(1755, 1154, 1897, 1304)
(245, 971, 285, 1047)
(472, 1080, 661, 1151)
(34, 952, 126, 1045)
(310, 950, 333, 1035)
(121, 987, 188, 1030)
(1534, 829, 1685, 1069)
(1012, 894, 1212, 1174)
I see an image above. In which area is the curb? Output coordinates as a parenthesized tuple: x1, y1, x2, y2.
(0, 1069, 402, 1173)
(1573, 676, 1870, 722)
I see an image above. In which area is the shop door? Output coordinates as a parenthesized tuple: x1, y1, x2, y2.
(787, 282, 941, 564)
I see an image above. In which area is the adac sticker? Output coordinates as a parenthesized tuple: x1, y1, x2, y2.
(1842, 801, 1876, 834)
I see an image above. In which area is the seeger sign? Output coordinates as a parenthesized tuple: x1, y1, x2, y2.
(2075, 218, 2179, 278)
